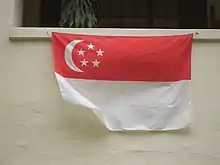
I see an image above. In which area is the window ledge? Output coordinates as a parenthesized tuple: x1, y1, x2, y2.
(9, 27, 220, 41)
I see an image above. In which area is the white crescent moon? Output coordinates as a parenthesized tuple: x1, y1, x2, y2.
(64, 40, 84, 72)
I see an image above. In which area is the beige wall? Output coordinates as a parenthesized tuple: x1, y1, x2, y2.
(1, 0, 220, 165)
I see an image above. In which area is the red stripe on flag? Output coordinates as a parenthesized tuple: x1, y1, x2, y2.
(52, 32, 193, 82)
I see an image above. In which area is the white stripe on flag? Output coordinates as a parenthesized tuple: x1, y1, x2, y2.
(55, 73, 192, 131)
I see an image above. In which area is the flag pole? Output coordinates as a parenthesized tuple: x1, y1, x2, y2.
(195, 32, 199, 36)
(46, 30, 200, 38)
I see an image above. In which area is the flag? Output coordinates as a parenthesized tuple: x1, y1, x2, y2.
(52, 32, 193, 131)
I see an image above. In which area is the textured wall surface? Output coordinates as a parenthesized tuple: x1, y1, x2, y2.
(1, 1, 220, 165)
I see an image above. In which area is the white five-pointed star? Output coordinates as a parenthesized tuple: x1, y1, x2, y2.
(96, 49, 104, 56)
(80, 59, 88, 67)
(77, 49, 85, 56)
(92, 59, 100, 67)
(87, 43, 95, 50)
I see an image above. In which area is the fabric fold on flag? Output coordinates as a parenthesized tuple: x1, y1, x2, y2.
(52, 32, 193, 131)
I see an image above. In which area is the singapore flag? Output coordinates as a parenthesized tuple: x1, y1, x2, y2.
(52, 32, 193, 131)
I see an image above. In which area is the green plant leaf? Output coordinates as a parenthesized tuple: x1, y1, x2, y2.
(60, 0, 97, 28)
